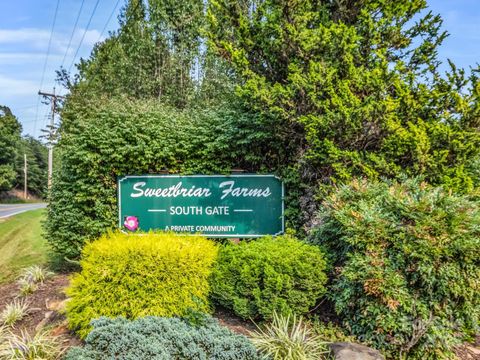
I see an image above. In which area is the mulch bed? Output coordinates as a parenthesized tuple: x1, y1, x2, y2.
(0, 274, 81, 349)
(0, 274, 479, 359)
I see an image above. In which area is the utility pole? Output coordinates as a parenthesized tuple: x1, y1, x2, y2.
(24, 154, 27, 200)
(38, 88, 64, 190)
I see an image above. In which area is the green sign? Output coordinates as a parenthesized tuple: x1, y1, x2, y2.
(118, 175, 284, 237)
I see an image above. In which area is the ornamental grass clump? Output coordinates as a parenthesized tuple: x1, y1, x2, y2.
(312, 178, 480, 359)
(250, 312, 329, 360)
(19, 265, 53, 284)
(211, 235, 328, 320)
(0, 328, 63, 360)
(17, 279, 37, 297)
(0, 300, 30, 328)
(66, 231, 218, 338)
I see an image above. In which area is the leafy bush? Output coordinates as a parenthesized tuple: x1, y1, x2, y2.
(65, 316, 259, 360)
(311, 178, 480, 359)
(211, 235, 327, 320)
(66, 231, 218, 338)
(208, 0, 480, 196)
(250, 312, 328, 360)
(311, 321, 357, 344)
(45, 98, 292, 261)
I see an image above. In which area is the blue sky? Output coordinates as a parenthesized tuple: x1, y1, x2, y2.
(0, 0, 479, 139)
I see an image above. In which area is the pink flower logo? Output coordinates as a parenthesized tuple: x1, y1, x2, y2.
(124, 216, 139, 231)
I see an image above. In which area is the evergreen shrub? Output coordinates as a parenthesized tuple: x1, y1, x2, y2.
(65, 316, 259, 360)
(311, 178, 480, 359)
(65, 231, 218, 338)
(211, 235, 327, 320)
(46, 98, 291, 261)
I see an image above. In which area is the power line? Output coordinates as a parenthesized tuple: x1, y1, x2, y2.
(34, 0, 61, 138)
(38, 88, 65, 189)
(68, 0, 101, 73)
(83, 0, 140, 90)
(61, 0, 86, 69)
(14, 104, 39, 111)
(97, 0, 122, 43)
(60, 0, 122, 98)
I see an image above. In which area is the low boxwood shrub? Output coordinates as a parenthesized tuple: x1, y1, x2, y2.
(211, 235, 327, 320)
(311, 178, 480, 359)
(64, 316, 259, 360)
(66, 231, 218, 338)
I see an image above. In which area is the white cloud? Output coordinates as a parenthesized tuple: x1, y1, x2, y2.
(0, 52, 63, 65)
(0, 74, 40, 96)
(0, 28, 51, 44)
(0, 27, 103, 55)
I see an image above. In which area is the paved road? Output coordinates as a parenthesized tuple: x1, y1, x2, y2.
(0, 203, 47, 219)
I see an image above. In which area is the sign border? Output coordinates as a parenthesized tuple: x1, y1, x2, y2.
(117, 174, 285, 237)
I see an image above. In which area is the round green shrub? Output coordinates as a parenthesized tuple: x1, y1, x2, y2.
(65, 316, 260, 360)
(66, 231, 218, 338)
(312, 178, 480, 359)
(211, 235, 328, 320)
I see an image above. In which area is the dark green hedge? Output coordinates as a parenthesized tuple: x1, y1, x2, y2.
(45, 98, 299, 260)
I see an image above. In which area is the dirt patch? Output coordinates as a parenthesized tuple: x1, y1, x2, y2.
(0, 274, 81, 349)
(215, 307, 256, 336)
(455, 336, 480, 360)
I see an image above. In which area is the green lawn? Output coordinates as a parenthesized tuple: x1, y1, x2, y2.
(0, 209, 48, 283)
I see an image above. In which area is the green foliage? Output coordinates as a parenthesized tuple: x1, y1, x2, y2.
(14, 136, 48, 198)
(206, 0, 480, 231)
(66, 231, 218, 338)
(62, 0, 231, 109)
(65, 316, 259, 360)
(0, 106, 22, 191)
(46, 97, 290, 260)
(310, 321, 357, 344)
(311, 178, 480, 359)
(251, 312, 329, 360)
(211, 235, 327, 320)
(0, 106, 47, 197)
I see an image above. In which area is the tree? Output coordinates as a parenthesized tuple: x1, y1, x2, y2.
(62, 0, 213, 108)
(206, 0, 480, 201)
(0, 106, 22, 191)
(14, 136, 48, 197)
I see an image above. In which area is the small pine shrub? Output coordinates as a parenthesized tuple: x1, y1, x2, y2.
(64, 316, 259, 359)
(66, 231, 218, 338)
(311, 178, 480, 359)
(211, 235, 327, 320)
(250, 312, 329, 360)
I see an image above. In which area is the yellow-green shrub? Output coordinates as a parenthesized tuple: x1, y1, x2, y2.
(66, 231, 218, 338)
